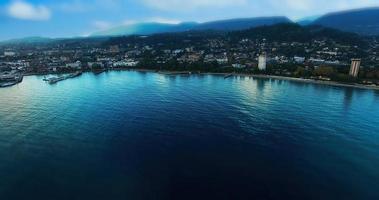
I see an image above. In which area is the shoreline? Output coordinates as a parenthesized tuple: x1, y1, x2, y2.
(21, 69, 379, 91)
(202, 73, 379, 91)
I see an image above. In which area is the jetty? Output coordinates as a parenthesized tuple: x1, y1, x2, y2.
(158, 71, 191, 76)
(46, 71, 82, 84)
(93, 69, 107, 75)
(224, 73, 234, 79)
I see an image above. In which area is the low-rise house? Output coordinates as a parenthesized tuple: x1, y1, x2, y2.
(66, 61, 82, 70)
(4, 51, 16, 57)
(232, 64, 246, 69)
(113, 60, 139, 68)
(88, 62, 105, 69)
(294, 56, 305, 63)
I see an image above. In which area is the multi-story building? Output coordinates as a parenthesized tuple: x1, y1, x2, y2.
(258, 53, 267, 71)
(349, 59, 361, 77)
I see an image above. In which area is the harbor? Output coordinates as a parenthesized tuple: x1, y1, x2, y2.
(0, 71, 23, 88)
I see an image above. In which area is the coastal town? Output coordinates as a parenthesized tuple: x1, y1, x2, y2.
(1, 24, 379, 88)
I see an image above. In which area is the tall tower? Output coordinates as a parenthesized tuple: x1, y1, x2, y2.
(349, 59, 361, 77)
(258, 53, 267, 71)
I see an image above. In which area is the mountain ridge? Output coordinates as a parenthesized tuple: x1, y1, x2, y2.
(93, 7, 379, 37)
(92, 16, 291, 37)
(2, 7, 379, 43)
(312, 7, 379, 35)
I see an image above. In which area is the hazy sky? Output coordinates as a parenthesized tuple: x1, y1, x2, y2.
(0, 0, 378, 40)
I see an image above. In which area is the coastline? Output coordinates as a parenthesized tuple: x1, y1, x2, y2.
(21, 69, 379, 91)
(202, 73, 379, 91)
(130, 70, 379, 91)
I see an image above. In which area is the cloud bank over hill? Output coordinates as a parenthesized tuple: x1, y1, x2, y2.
(0, 0, 378, 40)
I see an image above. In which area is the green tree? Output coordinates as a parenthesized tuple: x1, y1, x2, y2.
(313, 66, 335, 77)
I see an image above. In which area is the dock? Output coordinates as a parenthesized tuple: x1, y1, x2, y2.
(158, 71, 191, 76)
(93, 69, 107, 75)
(224, 73, 234, 79)
(46, 71, 82, 84)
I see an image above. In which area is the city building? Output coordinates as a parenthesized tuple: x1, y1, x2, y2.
(4, 51, 16, 57)
(232, 64, 246, 69)
(110, 45, 120, 53)
(258, 53, 267, 70)
(349, 59, 361, 77)
(294, 56, 305, 63)
(88, 62, 105, 69)
(113, 60, 139, 67)
(66, 61, 82, 70)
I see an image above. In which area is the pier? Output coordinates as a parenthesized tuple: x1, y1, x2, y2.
(158, 71, 191, 76)
(224, 73, 234, 79)
(45, 71, 82, 84)
(93, 69, 107, 75)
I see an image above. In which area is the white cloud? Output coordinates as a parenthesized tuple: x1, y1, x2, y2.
(142, 0, 247, 11)
(139, 0, 376, 19)
(7, 1, 51, 21)
(264, 0, 379, 19)
(122, 17, 181, 25)
(280, 0, 378, 11)
(93, 20, 113, 30)
(123, 20, 138, 25)
(145, 17, 181, 24)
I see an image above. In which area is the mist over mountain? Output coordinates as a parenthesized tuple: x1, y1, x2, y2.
(296, 15, 321, 26)
(312, 7, 379, 35)
(3, 7, 379, 43)
(0, 37, 54, 45)
(92, 22, 198, 37)
(92, 7, 379, 38)
(193, 17, 291, 31)
(92, 17, 291, 37)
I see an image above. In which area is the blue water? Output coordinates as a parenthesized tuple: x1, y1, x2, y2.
(0, 71, 378, 199)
